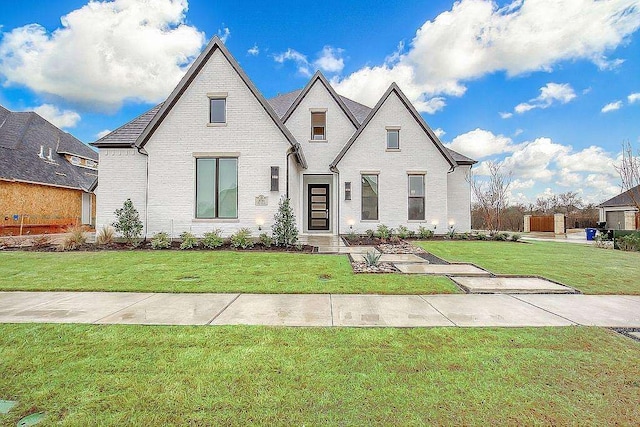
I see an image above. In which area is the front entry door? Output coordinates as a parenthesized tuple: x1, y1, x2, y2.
(308, 184, 330, 231)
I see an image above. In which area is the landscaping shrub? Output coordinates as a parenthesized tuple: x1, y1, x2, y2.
(475, 232, 488, 240)
(417, 226, 433, 239)
(179, 231, 198, 250)
(112, 199, 143, 246)
(445, 227, 457, 240)
(151, 232, 171, 249)
(376, 224, 393, 240)
(492, 232, 509, 241)
(397, 225, 410, 239)
(617, 233, 640, 252)
(202, 229, 224, 249)
(259, 232, 273, 248)
(345, 230, 357, 242)
(31, 234, 52, 249)
(230, 228, 254, 249)
(511, 233, 522, 242)
(362, 251, 382, 267)
(406, 229, 416, 239)
(95, 226, 115, 245)
(62, 225, 86, 251)
(365, 229, 376, 239)
(272, 197, 298, 247)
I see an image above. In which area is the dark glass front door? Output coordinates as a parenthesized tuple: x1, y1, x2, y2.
(308, 184, 330, 231)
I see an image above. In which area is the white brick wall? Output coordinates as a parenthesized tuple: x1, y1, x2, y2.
(143, 48, 295, 237)
(336, 91, 453, 235)
(447, 165, 472, 232)
(95, 148, 148, 234)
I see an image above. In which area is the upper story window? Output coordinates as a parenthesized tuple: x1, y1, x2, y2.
(208, 94, 227, 124)
(386, 128, 400, 150)
(311, 111, 326, 140)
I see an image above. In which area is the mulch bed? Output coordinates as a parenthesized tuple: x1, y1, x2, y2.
(1, 241, 315, 253)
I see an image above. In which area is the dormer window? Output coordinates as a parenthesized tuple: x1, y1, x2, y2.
(70, 156, 80, 165)
(386, 128, 400, 150)
(208, 93, 227, 124)
(311, 111, 326, 140)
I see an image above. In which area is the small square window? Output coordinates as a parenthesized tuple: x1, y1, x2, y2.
(210, 98, 226, 124)
(311, 112, 326, 140)
(387, 129, 399, 149)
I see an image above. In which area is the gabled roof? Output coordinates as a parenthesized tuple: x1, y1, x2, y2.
(447, 148, 477, 166)
(330, 83, 458, 170)
(280, 71, 360, 129)
(0, 104, 98, 192)
(128, 36, 306, 168)
(598, 185, 640, 208)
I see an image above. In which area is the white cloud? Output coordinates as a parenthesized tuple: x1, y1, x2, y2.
(511, 179, 535, 190)
(556, 145, 617, 175)
(513, 128, 523, 137)
(273, 48, 312, 77)
(446, 128, 517, 159)
(217, 26, 230, 43)
(332, 0, 640, 112)
(32, 103, 80, 128)
(628, 92, 640, 104)
(0, 0, 205, 109)
(601, 100, 623, 113)
(514, 83, 576, 114)
(499, 111, 513, 119)
(247, 44, 259, 56)
(499, 137, 571, 180)
(314, 46, 344, 73)
(433, 127, 446, 138)
(96, 129, 111, 139)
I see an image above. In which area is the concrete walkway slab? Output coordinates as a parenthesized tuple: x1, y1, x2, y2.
(332, 295, 454, 327)
(451, 277, 575, 294)
(423, 294, 574, 327)
(629, 332, 640, 340)
(0, 291, 73, 317)
(0, 292, 152, 323)
(211, 294, 332, 326)
(379, 254, 426, 263)
(98, 293, 239, 325)
(321, 246, 379, 255)
(513, 295, 640, 327)
(395, 263, 490, 276)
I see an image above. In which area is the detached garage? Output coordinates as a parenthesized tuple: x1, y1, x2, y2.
(598, 185, 640, 230)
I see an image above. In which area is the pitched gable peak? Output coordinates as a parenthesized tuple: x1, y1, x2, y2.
(282, 70, 360, 128)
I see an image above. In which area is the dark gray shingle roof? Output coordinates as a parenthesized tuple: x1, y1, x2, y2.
(0, 105, 98, 191)
(92, 103, 163, 147)
(598, 185, 640, 208)
(446, 148, 476, 165)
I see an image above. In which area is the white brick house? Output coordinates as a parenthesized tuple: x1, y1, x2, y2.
(93, 36, 476, 238)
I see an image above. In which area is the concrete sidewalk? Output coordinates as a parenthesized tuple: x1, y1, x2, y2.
(1, 291, 639, 327)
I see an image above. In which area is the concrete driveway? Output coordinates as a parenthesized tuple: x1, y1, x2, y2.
(1, 291, 639, 327)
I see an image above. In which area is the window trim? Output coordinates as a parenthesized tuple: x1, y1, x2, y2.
(408, 174, 425, 221)
(386, 127, 400, 150)
(361, 173, 379, 221)
(195, 156, 238, 220)
(208, 93, 228, 125)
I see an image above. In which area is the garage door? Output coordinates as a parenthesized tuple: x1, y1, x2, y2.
(606, 211, 625, 229)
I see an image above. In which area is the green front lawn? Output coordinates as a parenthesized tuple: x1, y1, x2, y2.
(417, 240, 640, 294)
(0, 325, 638, 425)
(0, 251, 456, 294)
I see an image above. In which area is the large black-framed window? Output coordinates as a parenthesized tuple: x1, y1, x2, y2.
(361, 174, 379, 220)
(408, 174, 425, 220)
(196, 158, 238, 219)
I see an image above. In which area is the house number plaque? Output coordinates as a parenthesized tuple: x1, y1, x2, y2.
(255, 195, 268, 206)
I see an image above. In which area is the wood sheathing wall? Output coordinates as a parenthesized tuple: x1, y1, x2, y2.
(0, 180, 94, 227)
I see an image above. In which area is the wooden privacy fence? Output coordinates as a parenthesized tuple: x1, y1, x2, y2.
(530, 215, 555, 232)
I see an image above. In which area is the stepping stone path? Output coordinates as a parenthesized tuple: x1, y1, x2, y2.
(395, 263, 490, 276)
(451, 277, 576, 294)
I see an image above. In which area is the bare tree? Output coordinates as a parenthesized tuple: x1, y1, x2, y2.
(470, 161, 512, 232)
(556, 191, 583, 215)
(614, 140, 640, 212)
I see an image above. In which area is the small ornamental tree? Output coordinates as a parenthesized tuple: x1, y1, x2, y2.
(112, 198, 143, 246)
(272, 196, 298, 247)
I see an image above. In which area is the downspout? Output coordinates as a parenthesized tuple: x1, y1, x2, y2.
(286, 147, 295, 199)
(330, 164, 340, 236)
(137, 146, 149, 240)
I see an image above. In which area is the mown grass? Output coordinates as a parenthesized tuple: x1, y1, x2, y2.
(0, 250, 456, 294)
(417, 240, 640, 294)
(0, 325, 638, 426)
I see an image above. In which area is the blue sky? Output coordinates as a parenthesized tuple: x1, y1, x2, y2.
(1, 0, 639, 204)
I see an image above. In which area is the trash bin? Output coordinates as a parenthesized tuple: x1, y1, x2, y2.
(585, 228, 597, 241)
